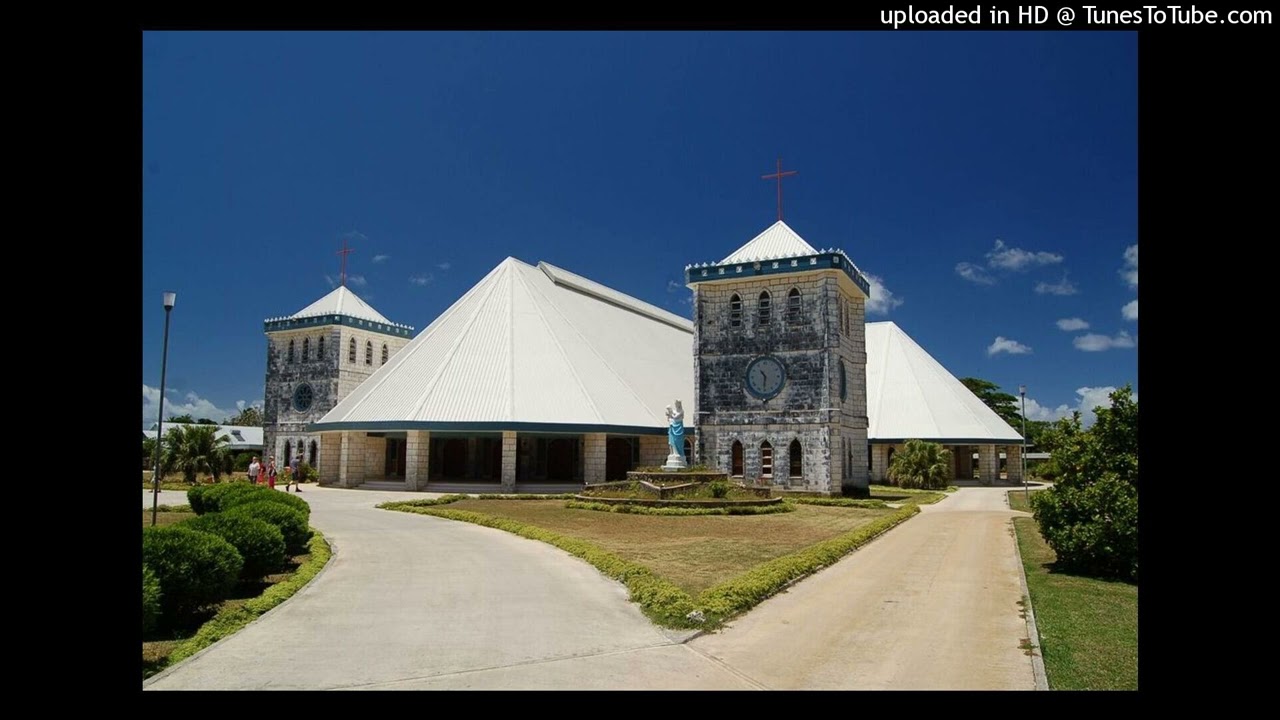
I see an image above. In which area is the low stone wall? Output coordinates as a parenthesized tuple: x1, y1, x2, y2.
(571, 495, 783, 508)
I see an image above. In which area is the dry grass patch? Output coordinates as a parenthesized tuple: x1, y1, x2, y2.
(442, 499, 893, 596)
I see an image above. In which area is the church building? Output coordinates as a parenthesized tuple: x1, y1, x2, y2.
(277, 219, 1025, 493)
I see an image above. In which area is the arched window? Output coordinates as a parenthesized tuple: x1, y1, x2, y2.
(287, 339, 295, 363)
(349, 338, 357, 363)
(302, 338, 310, 362)
(729, 294, 742, 328)
(789, 439, 802, 478)
(839, 360, 847, 400)
(731, 440, 744, 477)
(787, 288, 802, 324)
(317, 336, 325, 360)
(761, 441, 773, 478)
(683, 438, 692, 462)
(284, 441, 292, 464)
(758, 291, 771, 325)
(381, 343, 389, 365)
(308, 440, 317, 467)
(867, 443, 873, 471)
(365, 341, 373, 365)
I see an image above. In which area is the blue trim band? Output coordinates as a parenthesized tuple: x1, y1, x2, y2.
(686, 252, 872, 296)
(870, 438, 1025, 445)
(263, 314, 414, 338)
(306, 421, 695, 436)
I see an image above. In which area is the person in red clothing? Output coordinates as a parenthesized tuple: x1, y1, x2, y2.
(266, 456, 278, 489)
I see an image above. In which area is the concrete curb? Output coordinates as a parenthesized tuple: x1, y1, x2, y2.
(1007, 495, 1051, 691)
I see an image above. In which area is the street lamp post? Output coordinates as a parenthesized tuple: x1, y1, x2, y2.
(151, 291, 176, 527)
(1019, 384, 1028, 503)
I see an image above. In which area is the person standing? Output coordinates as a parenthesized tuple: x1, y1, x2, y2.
(266, 456, 278, 489)
(287, 454, 303, 492)
(248, 456, 261, 485)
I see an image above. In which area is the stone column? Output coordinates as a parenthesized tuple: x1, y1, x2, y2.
(583, 433, 606, 485)
(978, 444, 998, 486)
(501, 431, 517, 492)
(406, 431, 430, 490)
(339, 432, 366, 488)
(871, 444, 889, 484)
(318, 434, 341, 485)
(1005, 444, 1023, 484)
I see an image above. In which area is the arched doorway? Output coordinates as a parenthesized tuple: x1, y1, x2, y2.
(606, 438, 634, 481)
(789, 439, 802, 478)
(308, 440, 317, 467)
(731, 440, 743, 477)
(761, 441, 773, 480)
(283, 440, 292, 466)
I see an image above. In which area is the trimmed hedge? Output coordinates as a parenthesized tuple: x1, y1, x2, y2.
(785, 497, 889, 509)
(564, 500, 794, 516)
(142, 525, 243, 620)
(384, 500, 919, 629)
(380, 494, 470, 510)
(162, 531, 332, 672)
(223, 501, 312, 555)
(192, 482, 261, 515)
(220, 486, 310, 519)
(183, 513, 287, 580)
(697, 505, 919, 623)
(476, 493, 577, 500)
(143, 564, 162, 636)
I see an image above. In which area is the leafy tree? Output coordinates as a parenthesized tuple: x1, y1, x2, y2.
(196, 418, 218, 425)
(143, 436, 157, 470)
(887, 439, 953, 490)
(226, 406, 263, 427)
(1031, 385, 1138, 582)
(167, 414, 195, 424)
(164, 424, 232, 485)
(959, 377, 1024, 428)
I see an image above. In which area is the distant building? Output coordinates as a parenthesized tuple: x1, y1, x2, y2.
(144, 423, 264, 454)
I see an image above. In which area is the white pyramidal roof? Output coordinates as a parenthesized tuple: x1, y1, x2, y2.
(866, 322, 1023, 443)
(720, 220, 819, 264)
(314, 258, 694, 430)
(288, 286, 393, 324)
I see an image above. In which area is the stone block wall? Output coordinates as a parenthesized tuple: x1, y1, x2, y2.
(501, 431, 517, 490)
(319, 433, 341, 484)
(363, 435, 387, 479)
(406, 430, 430, 489)
(638, 435, 669, 467)
(583, 433, 606, 484)
(1005, 444, 1023, 483)
(978, 444, 998, 485)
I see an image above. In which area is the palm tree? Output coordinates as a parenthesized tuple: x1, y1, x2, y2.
(163, 424, 232, 484)
(887, 439, 953, 490)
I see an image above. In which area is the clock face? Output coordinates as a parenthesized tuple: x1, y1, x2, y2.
(745, 356, 786, 399)
(292, 383, 314, 413)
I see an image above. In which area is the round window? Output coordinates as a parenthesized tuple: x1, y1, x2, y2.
(292, 383, 314, 413)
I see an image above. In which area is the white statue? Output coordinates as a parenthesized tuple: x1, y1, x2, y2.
(664, 400, 687, 469)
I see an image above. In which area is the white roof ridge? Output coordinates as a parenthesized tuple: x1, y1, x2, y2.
(513, 264, 605, 423)
(523, 262, 659, 423)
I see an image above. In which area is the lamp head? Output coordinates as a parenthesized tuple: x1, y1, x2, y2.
(1019, 384, 1026, 396)
(163, 291, 177, 310)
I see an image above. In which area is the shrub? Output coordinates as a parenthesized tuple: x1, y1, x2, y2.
(232, 452, 254, 472)
(221, 485, 310, 520)
(887, 439, 953, 489)
(186, 484, 209, 514)
(184, 512, 287, 580)
(195, 482, 262, 515)
(143, 564, 162, 635)
(142, 525, 243, 621)
(709, 480, 730, 499)
(223, 501, 312, 555)
(1031, 386, 1138, 581)
(300, 463, 319, 483)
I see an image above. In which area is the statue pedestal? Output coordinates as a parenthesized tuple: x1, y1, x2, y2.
(662, 453, 688, 472)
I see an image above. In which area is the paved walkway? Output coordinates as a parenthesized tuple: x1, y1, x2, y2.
(142, 485, 1037, 690)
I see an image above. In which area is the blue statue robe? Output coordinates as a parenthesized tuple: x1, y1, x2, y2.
(669, 416, 685, 459)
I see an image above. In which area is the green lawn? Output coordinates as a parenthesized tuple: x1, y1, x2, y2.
(1009, 490, 1139, 690)
(436, 498, 895, 597)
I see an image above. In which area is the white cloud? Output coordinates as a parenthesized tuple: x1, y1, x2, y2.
(347, 274, 367, 287)
(1122, 299, 1138, 321)
(1122, 245, 1138, 289)
(1073, 330, 1136, 352)
(986, 239, 1063, 271)
(142, 384, 240, 429)
(372, 254, 390, 263)
(1024, 386, 1138, 427)
(865, 272, 903, 315)
(437, 262, 452, 271)
(409, 273, 433, 286)
(324, 274, 337, 288)
(955, 262, 995, 285)
(667, 280, 684, 293)
(987, 336, 1033, 356)
(1035, 276, 1078, 296)
(1056, 317, 1090, 332)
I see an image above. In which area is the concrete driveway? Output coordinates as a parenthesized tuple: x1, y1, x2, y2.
(142, 485, 1038, 690)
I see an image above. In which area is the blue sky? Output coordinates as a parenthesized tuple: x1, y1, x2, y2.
(142, 31, 1137, 429)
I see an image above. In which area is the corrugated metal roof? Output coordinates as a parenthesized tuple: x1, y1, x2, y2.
(720, 220, 819, 264)
(866, 322, 1023, 442)
(315, 257, 695, 430)
(286, 286, 393, 324)
(143, 423, 265, 450)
